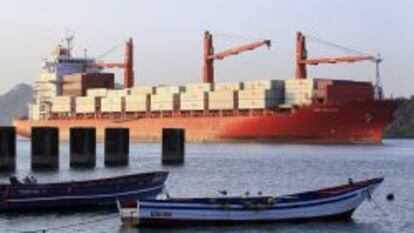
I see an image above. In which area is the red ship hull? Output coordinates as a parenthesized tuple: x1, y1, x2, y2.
(13, 100, 399, 144)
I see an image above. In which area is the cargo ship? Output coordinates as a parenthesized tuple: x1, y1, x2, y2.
(13, 32, 399, 144)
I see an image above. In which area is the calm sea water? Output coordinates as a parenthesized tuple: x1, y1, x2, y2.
(1, 139, 413, 233)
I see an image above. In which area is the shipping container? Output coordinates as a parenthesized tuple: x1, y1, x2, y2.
(150, 93, 180, 111)
(107, 89, 129, 97)
(243, 80, 284, 90)
(155, 86, 185, 94)
(51, 96, 74, 105)
(125, 94, 150, 112)
(239, 89, 283, 100)
(100, 97, 123, 112)
(180, 92, 208, 100)
(87, 88, 108, 97)
(185, 83, 214, 92)
(239, 98, 282, 109)
(180, 101, 208, 111)
(51, 104, 72, 113)
(129, 86, 155, 95)
(75, 96, 100, 113)
(62, 73, 114, 96)
(214, 82, 243, 91)
(208, 91, 238, 110)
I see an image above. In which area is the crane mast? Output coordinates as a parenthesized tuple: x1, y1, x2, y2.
(202, 31, 271, 83)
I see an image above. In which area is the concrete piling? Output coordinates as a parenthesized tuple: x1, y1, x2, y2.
(31, 127, 59, 170)
(162, 128, 185, 165)
(104, 128, 129, 166)
(70, 127, 96, 168)
(0, 127, 16, 171)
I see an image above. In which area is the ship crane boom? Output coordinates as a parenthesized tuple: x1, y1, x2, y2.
(295, 32, 379, 79)
(96, 38, 134, 88)
(295, 32, 383, 99)
(203, 31, 271, 83)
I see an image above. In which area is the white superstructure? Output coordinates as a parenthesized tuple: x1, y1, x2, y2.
(30, 36, 101, 120)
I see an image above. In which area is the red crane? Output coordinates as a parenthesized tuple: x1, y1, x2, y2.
(97, 38, 134, 88)
(295, 32, 378, 80)
(203, 31, 271, 83)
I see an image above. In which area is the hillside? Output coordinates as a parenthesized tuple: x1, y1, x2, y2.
(384, 97, 414, 138)
(0, 83, 33, 126)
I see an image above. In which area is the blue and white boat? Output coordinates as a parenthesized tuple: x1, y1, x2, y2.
(0, 171, 168, 211)
(118, 177, 383, 227)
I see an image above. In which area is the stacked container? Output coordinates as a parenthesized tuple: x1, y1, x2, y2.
(87, 88, 108, 97)
(125, 94, 150, 112)
(285, 79, 315, 105)
(208, 91, 238, 110)
(100, 97, 123, 112)
(129, 86, 155, 95)
(185, 83, 214, 92)
(150, 93, 180, 111)
(155, 86, 185, 94)
(62, 73, 114, 96)
(51, 96, 74, 113)
(239, 80, 285, 109)
(214, 82, 243, 91)
(106, 89, 129, 98)
(75, 96, 100, 114)
(180, 92, 208, 111)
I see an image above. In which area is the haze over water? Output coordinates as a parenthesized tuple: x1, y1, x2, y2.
(0, 139, 413, 233)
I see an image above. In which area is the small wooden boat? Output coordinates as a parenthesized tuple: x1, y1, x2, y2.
(0, 171, 168, 211)
(118, 177, 383, 227)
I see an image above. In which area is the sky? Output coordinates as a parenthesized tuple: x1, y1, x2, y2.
(0, 0, 413, 97)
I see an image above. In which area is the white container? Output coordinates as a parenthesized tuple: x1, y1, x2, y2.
(51, 96, 74, 105)
(239, 89, 283, 99)
(106, 89, 128, 97)
(100, 97, 123, 112)
(214, 82, 242, 91)
(76, 104, 97, 113)
(185, 83, 214, 92)
(125, 94, 149, 102)
(150, 93, 180, 111)
(180, 101, 207, 111)
(208, 91, 237, 100)
(125, 101, 149, 112)
(125, 94, 150, 112)
(129, 86, 155, 95)
(180, 92, 208, 101)
(51, 104, 72, 113)
(208, 91, 238, 110)
(87, 88, 108, 97)
(239, 99, 281, 109)
(243, 80, 284, 90)
(208, 100, 237, 110)
(155, 86, 185, 94)
(75, 96, 99, 113)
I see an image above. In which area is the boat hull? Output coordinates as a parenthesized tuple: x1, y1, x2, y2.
(0, 171, 168, 211)
(13, 100, 399, 144)
(119, 177, 382, 227)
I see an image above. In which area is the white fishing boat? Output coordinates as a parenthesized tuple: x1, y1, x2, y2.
(117, 177, 383, 227)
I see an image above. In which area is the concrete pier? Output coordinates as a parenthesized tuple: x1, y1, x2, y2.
(104, 128, 129, 166)
(162, 128, 185, 165)
(31, 127, 59, 170)
(0, 127, 16, 171)
(70, 127, 96, 168)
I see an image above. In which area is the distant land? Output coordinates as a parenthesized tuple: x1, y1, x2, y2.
(0, 83, 412, 138)
(0, 83, 33, 125)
